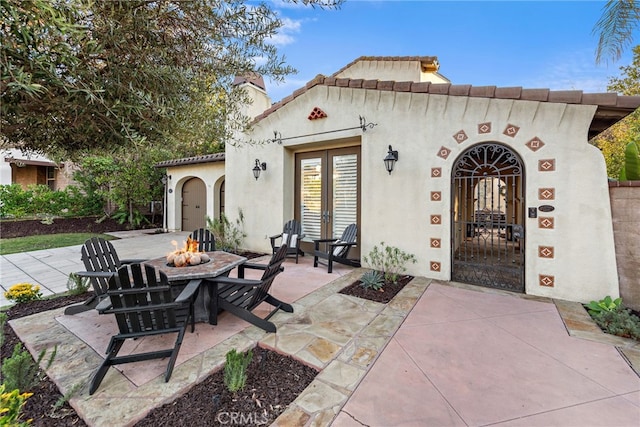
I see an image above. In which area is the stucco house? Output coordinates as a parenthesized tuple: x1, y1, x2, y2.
(1, 148, 75, 190)
(159, 56, 640, 304)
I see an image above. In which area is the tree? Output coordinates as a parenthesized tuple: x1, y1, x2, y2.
(1, 0, 343, 158)
(593, 0, 640, 64)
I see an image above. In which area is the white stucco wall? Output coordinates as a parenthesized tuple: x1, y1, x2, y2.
(226, 84, 619, 303)
(164, 162, 225, 231)
(335, 59, 449, 84)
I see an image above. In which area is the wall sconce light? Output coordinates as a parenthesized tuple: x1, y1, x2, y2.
(383, 145, 399, 174)
(252, 159, 267, 180)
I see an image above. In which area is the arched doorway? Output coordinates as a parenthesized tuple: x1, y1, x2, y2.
(451, 143, 525, 292)
(182, 178, 206, 231)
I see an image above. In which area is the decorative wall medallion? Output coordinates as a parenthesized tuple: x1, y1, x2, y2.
(478, 122, 492, 134)
(431, 167, 442, 178)
(538, 246, 554, 258)
(437, 146, 452, 160)
(525, 137, 545, 152)
(538, 217, 555, 229)
(539, 274, 555, 287)
(430, 238, 441, 248)
(430, 261, 441, 272)
(430, 215, 442, 225)
(453, 130, 468, 144)
(430, 191, 442, 201)
(503, 124, 520, 137)
(538, 159, 556, 172)
(307, 107, 327, 120)
(538, 188, 555, 200)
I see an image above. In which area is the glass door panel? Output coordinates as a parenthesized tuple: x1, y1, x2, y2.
(331, 154, 358, 238)
(300, 158, 322, 241)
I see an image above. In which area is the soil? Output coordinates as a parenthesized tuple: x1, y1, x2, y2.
(339, 274, 414, 304)
(0, 216, 162, 239)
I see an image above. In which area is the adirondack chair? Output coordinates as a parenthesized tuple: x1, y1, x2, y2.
(204, 244, 292, 333)
(64, 237, 145, 315)
(89, 263, 199, 395)
(190, 228, 216, 251)
(269, 219, 305, 263)
(313, 223, 360, 273)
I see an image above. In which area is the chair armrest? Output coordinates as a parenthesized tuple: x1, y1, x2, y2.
(207, 276, 263, 287)
(76, 271, 115, 279)
(120, 259, 147, 265)
(96, 297, 112, 313)
(175, 279, 201, 303)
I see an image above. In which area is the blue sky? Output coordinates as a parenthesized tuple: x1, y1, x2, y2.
(261, 0, 639, 103)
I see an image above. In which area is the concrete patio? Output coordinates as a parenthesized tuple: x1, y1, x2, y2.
(2, 231, 640, 426)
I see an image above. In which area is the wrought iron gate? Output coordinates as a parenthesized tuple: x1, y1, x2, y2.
(451, 143, 525, 292)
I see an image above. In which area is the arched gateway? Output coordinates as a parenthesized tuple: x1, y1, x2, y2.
(451, 143, 525, 292)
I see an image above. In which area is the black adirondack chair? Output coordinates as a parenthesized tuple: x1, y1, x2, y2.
(205, 244, 292, 333)
(89, 263, 199, 395)
(190, 228, 216, 251)
(269, 219, 305, 263)
(313, 223, 360, 273)
(64, 237, 145, 315)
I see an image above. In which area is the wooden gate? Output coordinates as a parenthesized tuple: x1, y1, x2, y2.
(182, 178, 206, 231)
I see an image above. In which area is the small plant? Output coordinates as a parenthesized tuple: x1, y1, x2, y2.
(4, 283, 42, 304)
(585, 295, 622, 316)
(66, 273, 90, 296)
(363, 242, 417, 284)
(207, 208, 247, 253)
(223, 348, 253, 393)
(590, 307, 640, 341)
(359, 270, 385, 291)
(1, 344, 57, 392)
(0, 312, 6, 347)
(0, 383, 33, 426)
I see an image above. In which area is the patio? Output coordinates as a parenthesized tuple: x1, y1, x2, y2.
(4, 231, 640, 426)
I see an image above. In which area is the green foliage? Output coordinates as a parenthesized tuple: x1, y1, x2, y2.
(359, 270, 385, 291)
(0, 233, 114, 256)
(593, 1, 640, 64)
(66, 273, 90, 296)
(4, 284, 41, 305)
(0, 184, 103, 219)
(0, 383, 33, 426)
(1, 344, 57, 393)
(223, 349, 253, 393)
(590, 307, 640, 340)
(619, 140, 640, 180)
(363, 242, 417, 284)
(0, 312, 6, 348)
(586, 295, 623, 315)
(206, 209, 247, 253)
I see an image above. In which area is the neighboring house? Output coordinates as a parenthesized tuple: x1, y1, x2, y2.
(161, 56, 640, 304)
(1, 148, 75, 190)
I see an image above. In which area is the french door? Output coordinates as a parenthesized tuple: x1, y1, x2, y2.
(295, 147, 360, 256)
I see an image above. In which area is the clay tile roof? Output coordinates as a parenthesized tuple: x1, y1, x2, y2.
(331, 56, 440, 77)
(154, 152, 225, 168)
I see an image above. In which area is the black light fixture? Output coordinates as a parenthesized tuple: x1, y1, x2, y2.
(252, 159, 267, 180)
(383, 145, 399, 174)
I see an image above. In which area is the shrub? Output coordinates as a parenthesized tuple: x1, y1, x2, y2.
(0, 384, 33, 426)
(207, 209, 247, 253)
(585, 295, 622, 316)
(66, 273, 90, 296)
(363, 242, 417, 284)
(591, 307, 640, 341)
(1, 344, 57, 392)
(0, 312, 6, 347)
(360, 270, 385, 291)
(4, 284, 42, 304)
(223, 348, 253, 393)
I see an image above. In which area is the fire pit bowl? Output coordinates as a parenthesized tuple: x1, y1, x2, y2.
(166, 250, 212, 268)
(166, 258, 211, 268)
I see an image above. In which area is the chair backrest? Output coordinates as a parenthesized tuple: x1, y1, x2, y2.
(333, 223, 358, 258)
(108, 264, 181, 334)
(281, 219, 302, 248)
(190, 228, 216, 252)
(81, 237, 122, 295)
(246, 244, 288, 311)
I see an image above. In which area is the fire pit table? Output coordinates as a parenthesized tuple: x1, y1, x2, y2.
(144, 251, 247, 323)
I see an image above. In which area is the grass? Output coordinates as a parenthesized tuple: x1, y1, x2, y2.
(0, 233, 115, 255)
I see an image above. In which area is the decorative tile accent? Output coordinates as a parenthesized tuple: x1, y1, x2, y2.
(437, 146, 452, 160)
(431, 167, 442, 178)
(538, 188, 555, 200)
(307, 107, 327, 120)
(430, 261, 441, 272)
(538, 159, 556, 172)
(453, 130, 468, 144)
(430, 238, 441, 248)
(478, 122, 492, 134)
(430, 215, 442, 225)
(525, 137, 545, 152)
(539, 274, 555, 287)
(538, 246, 555, 258)
(430, 191, 442, 201)
(538, 217, 555, 229)
(503, 124, 520, 137)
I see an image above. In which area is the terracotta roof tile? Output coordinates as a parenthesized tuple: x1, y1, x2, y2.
(449, 85, 471, 96)
(548, 90, 583, 104)
(495, 87, 522, 99)
(469, 86, 496, 97)
(378, 81, 395, 91)
(521, 89, 550, 101)
(155, 153, 225, 168)
(393, 81, 412, 92)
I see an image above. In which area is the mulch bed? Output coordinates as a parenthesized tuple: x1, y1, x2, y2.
(0, 216, 162, 239)
(339, 274, 414, 303)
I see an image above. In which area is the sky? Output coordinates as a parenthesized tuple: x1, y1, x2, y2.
(260, 0, 639, 103)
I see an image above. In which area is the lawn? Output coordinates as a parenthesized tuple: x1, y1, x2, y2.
(0, 233, 115, 255)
